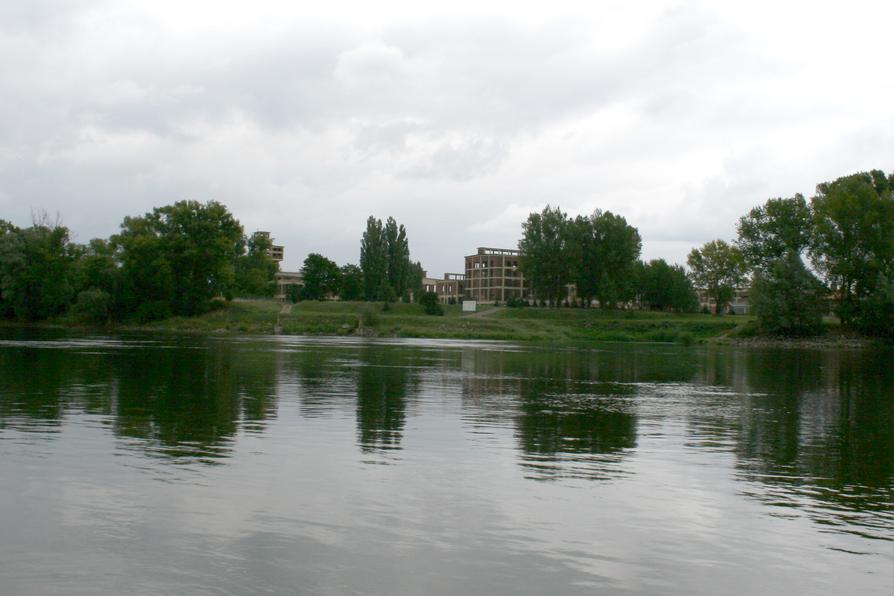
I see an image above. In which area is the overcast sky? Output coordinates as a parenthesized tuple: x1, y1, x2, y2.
(2, 0, 893, 273)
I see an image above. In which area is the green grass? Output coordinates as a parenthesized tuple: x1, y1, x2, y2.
(134, 299, 747, 344)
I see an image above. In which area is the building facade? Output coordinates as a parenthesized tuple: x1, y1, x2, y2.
(254, 231, 284, 263)
(435, 273, 466, 303)
(464, 247, 529, 303)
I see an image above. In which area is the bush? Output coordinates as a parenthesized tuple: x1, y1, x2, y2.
(361, 308, 379, 327)
(134, 300, 172, 323)
(71, 288, 111, 322)
(506, 297, 527, 308)
(751, 252, 825, 337)
(419, 291, 444, 315)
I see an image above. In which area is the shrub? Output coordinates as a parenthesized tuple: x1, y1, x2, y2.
(420, 291, 444, 315)
(72, 288, 111, 323)
(751, 252, 825, 337)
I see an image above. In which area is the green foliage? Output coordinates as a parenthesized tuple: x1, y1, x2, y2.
(0, 218, 79, 321)
(809, 170, 894, 325)
(360, 216, 417, 302)
(300, 253, 341, 300)
(419, 291, 444, 315)
(737, 194, 811, 271)
(72, 288, 112, 323)
(339, 264, 364, 301)
(286, 283, 301, 303)
(750, 252, 825, 337)
(234, 232, 278, 297)
(519, 205, 573, 306)
(636, 259, 698, 312)
(687, 239, 747, 314)
(114, 200, 243, 318)
(855, 274, 894, 339)
(574, 210, 642, 308)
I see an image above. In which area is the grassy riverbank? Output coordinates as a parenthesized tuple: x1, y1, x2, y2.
(131, 299, 744, 344)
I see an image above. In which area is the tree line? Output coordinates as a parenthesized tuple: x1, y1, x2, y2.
(296, 215, 423, 303)
(687, 168, 894, 337)
(0, 201, 279, 323)
(518, 207, 697, 312)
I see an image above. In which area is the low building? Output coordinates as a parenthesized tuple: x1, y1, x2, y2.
(464, 247, 529, 303)
(697, 288, 750, 314)
(275, 271, 303, 300)
(435, 273, 465, 304)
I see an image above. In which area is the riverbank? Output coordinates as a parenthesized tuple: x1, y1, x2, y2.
(6, 300, 885, 347)
(129, 299, 742, 344)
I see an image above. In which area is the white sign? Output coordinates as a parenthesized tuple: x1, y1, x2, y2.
(462, 300, 477, 312)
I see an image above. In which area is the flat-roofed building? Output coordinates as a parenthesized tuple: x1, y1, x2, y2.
(435, 273, 465, 303)
(464, 247, 529, 303)
(275, 271, 303, 300)
(254, 231, 284, 263)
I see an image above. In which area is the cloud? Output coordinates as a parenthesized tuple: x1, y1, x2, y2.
(1, 1, 894, 275)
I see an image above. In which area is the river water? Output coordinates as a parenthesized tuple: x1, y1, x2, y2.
(0, 330, 892, 595)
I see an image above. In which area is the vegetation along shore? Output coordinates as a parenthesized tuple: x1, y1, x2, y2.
(2, 168, 894, 345)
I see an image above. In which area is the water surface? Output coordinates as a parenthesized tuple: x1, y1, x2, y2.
(1, 330, 892, 595)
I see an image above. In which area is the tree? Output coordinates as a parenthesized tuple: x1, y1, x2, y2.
(687, 240, 747, 314)
(586, 210, 642, 308)
(360, 216, 388, 301)
(113, 200, 243, 319)
(384, 217, 410, 299)
(519, 206, 572, 306)
(300, 253, 341, 300)
(809, 170, 894, 326)
(737, 194, 812, 272)
(419, 291, 444, 315)
(0, 217, 79, 321)
(234, 231, 278, 297)
(636, 259, 698, 312)
(360, 215, 416, 302)
(339, 264, 365, 301)
(750, 251, 825, 337)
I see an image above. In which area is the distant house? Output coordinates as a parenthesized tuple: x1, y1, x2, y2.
(275, 271, 303, 299)
(696, 288, 750, 314)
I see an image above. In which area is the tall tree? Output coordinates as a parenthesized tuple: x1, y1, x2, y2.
(234, 231, 279, 297)
(360, 216, 388, 301)
(384, 217, 410, 299)
(750, 251, 825, 337)
(737, 194, 812, 272)
(114, 200, 243, 319)
(809, 170, 894, 325)
(519, 206, 572, 306)
(636, 259, 698, 312)
(0, 217, 79, 321)
(589, 210, 642, 308)
(300, 253, 341, 300)
(687, 239, 747, 313)
(339, 264, 365, 301)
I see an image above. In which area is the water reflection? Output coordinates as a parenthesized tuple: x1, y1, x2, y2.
(726, 348, 894, 538)
(0, 332, 892, 544)
(355, 346, 418, 453)
(0, 334, 280, 459)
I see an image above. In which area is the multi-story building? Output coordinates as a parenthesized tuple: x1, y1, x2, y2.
(435, 273, 465, 304)
(254, 231, 284, 263)
(464, 247, 529, 303)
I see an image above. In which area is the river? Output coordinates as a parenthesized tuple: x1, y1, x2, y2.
(0, 330, 892, 595)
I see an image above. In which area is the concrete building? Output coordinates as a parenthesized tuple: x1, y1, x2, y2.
(254, 231, 284, 263)
(436, 273, 466, 304)
(275, 271, 303, 300)
(464, 247, 529, 303)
